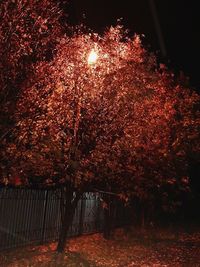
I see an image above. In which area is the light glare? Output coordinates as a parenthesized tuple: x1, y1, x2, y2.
(88, 49, 98, 65)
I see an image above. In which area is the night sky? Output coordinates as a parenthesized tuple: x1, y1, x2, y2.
(66, 0, 200, 91)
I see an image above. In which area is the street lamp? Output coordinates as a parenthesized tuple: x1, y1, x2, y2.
(88, 49, 98, 65)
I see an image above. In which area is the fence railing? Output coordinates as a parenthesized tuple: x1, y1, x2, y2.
(0, 187, 129, 251)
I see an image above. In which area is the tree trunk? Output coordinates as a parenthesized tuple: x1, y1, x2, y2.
(57, 189, 81, 253)
(103, 206, 111, 239)
(141, 205, 145, 230)
(103, 195, 113, 239)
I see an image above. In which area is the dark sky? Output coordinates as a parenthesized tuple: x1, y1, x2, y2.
(65, 0, 200, 90)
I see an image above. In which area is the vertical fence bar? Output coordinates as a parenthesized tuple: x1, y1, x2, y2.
(41, 190, 48, 244)
(24, 189, 33, 242)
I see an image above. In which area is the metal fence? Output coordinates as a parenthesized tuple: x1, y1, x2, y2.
(0, 187, 129, 251)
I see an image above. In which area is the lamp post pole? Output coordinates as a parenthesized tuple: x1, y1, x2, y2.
(148, 0, 167, 58)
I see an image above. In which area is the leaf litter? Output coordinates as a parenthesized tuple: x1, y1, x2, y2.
(0, 227, 200, 266)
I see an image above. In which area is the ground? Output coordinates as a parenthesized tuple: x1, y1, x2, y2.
(0, 227, 200, 267)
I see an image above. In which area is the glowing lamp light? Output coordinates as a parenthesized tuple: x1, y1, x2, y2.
(88, 49, 98, 65)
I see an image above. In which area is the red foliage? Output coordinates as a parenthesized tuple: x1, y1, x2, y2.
(3, 26, 199, 199)
(0, 0, 64, 182)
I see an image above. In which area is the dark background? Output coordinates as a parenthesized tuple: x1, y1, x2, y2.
(65, 0, 200, 91)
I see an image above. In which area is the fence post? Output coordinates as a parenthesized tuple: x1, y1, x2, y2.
(41, 190, 49, 244)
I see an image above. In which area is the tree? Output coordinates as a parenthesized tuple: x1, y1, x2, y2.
(0, 0, 63, 92)
(3, 25, 200, 251)
(0, 0, 63, 180)
(3, 26, 146, 249)
(83, 39, 200, 229)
